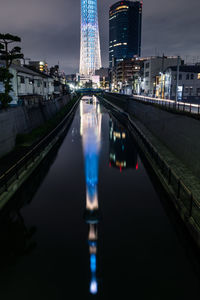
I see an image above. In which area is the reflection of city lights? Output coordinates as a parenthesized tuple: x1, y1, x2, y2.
(90, 254, 96, 272)
(109, 116, 138, 171)
(89, 224, 97, 240)
(80, 96, 101, 296)
(80, 97, 102, 212)
(90, 279, 98, 294)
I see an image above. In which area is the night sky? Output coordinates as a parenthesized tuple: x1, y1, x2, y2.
(0, 0, 199, 73)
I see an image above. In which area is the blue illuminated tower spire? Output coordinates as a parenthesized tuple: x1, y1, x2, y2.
(80, 0, 102, 75)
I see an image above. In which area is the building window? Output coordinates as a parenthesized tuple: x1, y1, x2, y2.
(29, 78, 34, 85)
(198, 73, 200, 80)
(44, 82, 47, 88)
(184, 87, 189, 94)
(186, 74, 190, 80)
(20, 76, 25, 84)
(146, 63, 150, 69)
(191, 74, 194, 80)
(189, 87, 193, 96)
(197, 88, 200, 96)
(179, 74, 182, 80)
(145, 71, 149, 77)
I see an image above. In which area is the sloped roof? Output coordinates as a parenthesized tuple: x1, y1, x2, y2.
(11, 64, 41, 76)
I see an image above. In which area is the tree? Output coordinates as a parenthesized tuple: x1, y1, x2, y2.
(0, 33, 24, 108)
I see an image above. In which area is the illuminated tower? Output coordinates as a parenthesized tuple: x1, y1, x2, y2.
(80, 0, 102, 76)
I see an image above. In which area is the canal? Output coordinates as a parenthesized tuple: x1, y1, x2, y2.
(0, 96, 199, 299)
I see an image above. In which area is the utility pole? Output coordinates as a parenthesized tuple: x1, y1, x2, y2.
(160, 53, 165, 98)
(175, 56, 180, 104)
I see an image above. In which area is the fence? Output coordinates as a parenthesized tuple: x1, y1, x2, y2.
(132, 95, 200, 116)
(0, 98, 79, 198)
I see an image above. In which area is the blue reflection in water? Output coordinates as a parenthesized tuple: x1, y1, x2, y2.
(90, 277, 98, 295)
(80, 97, 101, 295)
(85, 152, 99, 201)
(90, 253, 97, 273)
(90, 252, 98, 294)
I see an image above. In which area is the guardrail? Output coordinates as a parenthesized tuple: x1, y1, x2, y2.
(126, 114, 200, 231)
(0, 98, 79, 198)
(132, 95, 200, 116)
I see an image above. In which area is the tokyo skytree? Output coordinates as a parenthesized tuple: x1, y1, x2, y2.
(80, 0, 102, 76)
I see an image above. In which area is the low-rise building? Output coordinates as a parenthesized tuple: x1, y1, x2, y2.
(0, 62, 55, 105)
(95, 68, 109, 90)
(164, 65, 200, 102)
(110, 58, 143, 94)
(29, 60, 49, 74)
(143, 56, 180, 96)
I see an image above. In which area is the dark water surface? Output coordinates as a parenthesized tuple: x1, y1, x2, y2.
(0, 96, 199, 299)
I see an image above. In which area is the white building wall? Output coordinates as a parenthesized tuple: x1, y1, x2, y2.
(1, 64, 55, 105)
(164, 69, 200, 101)
(143, 57, 179, 96)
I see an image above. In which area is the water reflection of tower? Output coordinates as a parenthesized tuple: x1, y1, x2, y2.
(109, 115, 138, 171)
(80, 96, 102, 295)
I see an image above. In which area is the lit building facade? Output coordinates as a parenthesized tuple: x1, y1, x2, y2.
(163, 65, 200, 102)
(29, 61, 48, 74)
(80, 0, 102, 76)
(142, 56, 180, 96)
(109, 1, 142, 68)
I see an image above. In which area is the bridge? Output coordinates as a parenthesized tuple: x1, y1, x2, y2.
(77, 88, 103, 95)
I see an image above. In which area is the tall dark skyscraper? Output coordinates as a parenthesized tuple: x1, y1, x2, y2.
(109, 1, 142, 67)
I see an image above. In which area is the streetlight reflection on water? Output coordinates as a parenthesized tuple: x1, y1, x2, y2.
(80, 96, 102, 295)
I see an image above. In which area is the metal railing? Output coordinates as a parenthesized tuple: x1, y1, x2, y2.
(126, 114, 200, 230)
(0, 99, 79, 198)
(132, 95, 200, 116)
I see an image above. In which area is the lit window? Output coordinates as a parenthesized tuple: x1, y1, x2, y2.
(115, 5, 129, 11)
(198, 73, 200, 80)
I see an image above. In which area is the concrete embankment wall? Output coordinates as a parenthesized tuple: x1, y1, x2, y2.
(0, 95, 71, 157)
(104, 93, 200, 178)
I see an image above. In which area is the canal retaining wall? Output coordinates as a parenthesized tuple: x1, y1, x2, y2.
(0, 95, 71, 158)
(104, 93, 200, 179)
